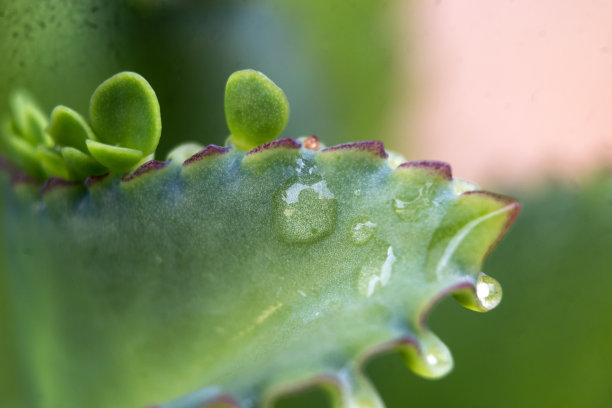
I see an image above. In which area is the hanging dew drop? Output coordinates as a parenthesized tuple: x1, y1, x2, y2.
(475, 272, 502, 310)
(406, 332, 453, 379)
(273, 173, 338, 244)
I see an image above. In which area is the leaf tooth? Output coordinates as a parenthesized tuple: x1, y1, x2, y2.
(368, 331, 454, 381)
(84, 172, 110, 189)
(320, 141, 388, 159)
(199, 395, 243, 407)
(262, 368, 384, 408)
(154, 386, 242, 408)
(425, 190, 520, 281)
(404, 331, 454, 379)
(245, 137, 301, 156)
(40, 176, 80, 197)
(396, 160, 452, 180)
(182, 144, 230, 167)
(122, 160, 170, 183)
(460, 190, 521, 252)
(262, 374, 343, 408)
(10, 172, 39, 188)
(242, 138, 301, 170)
(336, 368, 386, 408)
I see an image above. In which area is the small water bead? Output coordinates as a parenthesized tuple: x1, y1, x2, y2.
(274, 172, 338, 244)
(475, 272, 502, 310)
(350, 219, 377, 246)
(407, 332, 453, 379)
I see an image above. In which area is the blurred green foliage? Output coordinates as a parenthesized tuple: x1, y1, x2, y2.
(0, 0, 398, 155)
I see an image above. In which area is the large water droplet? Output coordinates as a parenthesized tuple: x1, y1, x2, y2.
(476, 272, 502, 310)
(274, 171, 338, 244)
(407, 332, 453, 379)
(358, 244, 396, 297)
(350, 218, 377, 246)
(392, 182, 438, 221)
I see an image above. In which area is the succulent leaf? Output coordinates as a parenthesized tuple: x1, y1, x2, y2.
(37, 146, 71, 180)
(9, 91, 52, 147)
(225, 69, 290, 150)
(0, 70, 519, 408)
(89, 71, 162, 156)
(47, 105, 98, 152)
(85, 139, 143, 172)
(60, 147, 107, 180)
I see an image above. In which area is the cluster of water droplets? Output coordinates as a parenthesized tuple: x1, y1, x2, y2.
(273, 157, 338, 244)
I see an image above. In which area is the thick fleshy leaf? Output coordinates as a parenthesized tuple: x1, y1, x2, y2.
(0, 138, 518, 408)
(47, 105, 98, 152)
(89, 71, 161, 155)
(225, 69, 290, 150)
(61, 147, 107, 179)
(9, 91, 52, 147)
(85, 140, 143, 172)
(3, 134, 45, 180)
(37, 146, 71, 180)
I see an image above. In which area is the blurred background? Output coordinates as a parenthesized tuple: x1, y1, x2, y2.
(1, 0, 610, 406)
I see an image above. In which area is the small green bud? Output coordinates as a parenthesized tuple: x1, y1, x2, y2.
(89, 72, 161, 156)
(61, 147, 107, 179)
(3, 132, 45, 179)
(37, 146, 71, 180)
(85, 140, 143, 173)
(225, 69, 289, 150)
(9, 91, 52, 147)
(165, 142, 204, 164)
(47, 106, 97, 152)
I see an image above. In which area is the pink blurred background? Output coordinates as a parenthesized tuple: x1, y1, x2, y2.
(393, 0, 612, 187)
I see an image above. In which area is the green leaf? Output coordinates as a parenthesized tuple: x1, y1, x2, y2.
(89, 71, 161, 156)
(85, 140, 143, 172)
(9, 91, 52, 147)
(47, 105, 97, 152)
(166, 142, 204, 164)
(3, 133, 45, 180)
(37, 146, 71, 180)
(60, 147, 107, 179)
(225, 69, 289, 150)
(0, 138, 518, 408)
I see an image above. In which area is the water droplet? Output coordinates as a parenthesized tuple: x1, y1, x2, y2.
(392, 182, 435, 221)
(409, 332, 453, 379)
(274, 171, 338, 244)
(358, 244, 396, 297)
(476, 272, 502, 310)
(350, 218, 377, 246)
